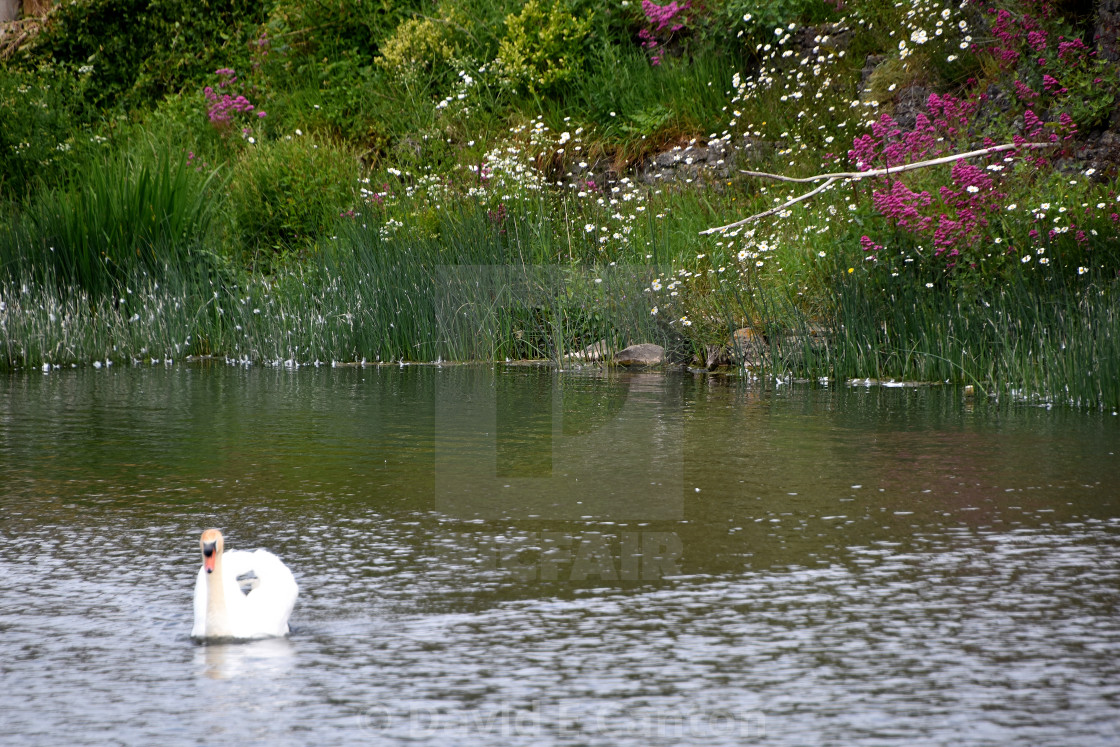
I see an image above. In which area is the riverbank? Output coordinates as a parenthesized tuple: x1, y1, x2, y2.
(2, 0, 1119, 407)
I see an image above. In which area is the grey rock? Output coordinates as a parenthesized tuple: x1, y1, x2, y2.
(638, 140, 735, 186)
(1098, 0, 1120, 62)
(892, 85, 930, 132)
(615, 343, 665, 367)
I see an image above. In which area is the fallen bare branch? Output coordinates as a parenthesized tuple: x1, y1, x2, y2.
(702, 177, 841, 235)
(702, 142, 1058, 234)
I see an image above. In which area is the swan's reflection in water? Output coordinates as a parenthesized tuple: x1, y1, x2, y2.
(195, 637, 295, 680)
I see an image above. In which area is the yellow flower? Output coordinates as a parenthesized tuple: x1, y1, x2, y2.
(847, 267, 854, 274)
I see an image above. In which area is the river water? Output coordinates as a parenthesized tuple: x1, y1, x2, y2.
(1, 365, 1118, 745)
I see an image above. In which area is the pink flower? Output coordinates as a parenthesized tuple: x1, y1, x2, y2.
(642, 0, 690, 33)
(1023, 109, 1044, 138)
(639, 0, 690, 65)
(1039, 75, 1066, 94)
(204, 69, 265, 130)
(1013, 80, 1039, 100)
(1058, 38, 1087, 60)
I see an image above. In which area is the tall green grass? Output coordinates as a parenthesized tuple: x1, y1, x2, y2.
(0, 269, 223, 368)
(819, 269, 1120, 408)
(291, 198, 670, 363)
(0, 150, 224, 297)
(549, 48, 741, 157)
(1, 195, 673, 369)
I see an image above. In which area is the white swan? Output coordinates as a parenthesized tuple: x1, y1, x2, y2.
(191, 528, 299, 640)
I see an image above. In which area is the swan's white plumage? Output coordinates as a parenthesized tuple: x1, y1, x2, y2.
(191, 534, 298, 640)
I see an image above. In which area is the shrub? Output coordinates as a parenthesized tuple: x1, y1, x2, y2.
(0, 64, 100, 196)
(222, 134, 363, 270)
(376, 17, 457, 76)
(497, 0, 593, 94)
(256, 0, 420, 148)
(18, 0, 270, 111)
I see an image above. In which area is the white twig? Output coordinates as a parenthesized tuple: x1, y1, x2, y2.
(703, 177, 841, 235)
(702, 142, 1057, 234)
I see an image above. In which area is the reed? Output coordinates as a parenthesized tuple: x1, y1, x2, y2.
(0, 150, 222, 297)
(0, 268, 221, 369)
(823, 267, 1120, 408)
(298, 198, 669, 363)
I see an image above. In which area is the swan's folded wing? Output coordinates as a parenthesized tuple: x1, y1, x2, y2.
(236, 570, 260, 595)
(219, 549, 260, 578)
(225, 549, 299, 634)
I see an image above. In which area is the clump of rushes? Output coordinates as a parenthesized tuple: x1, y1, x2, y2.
(2, 149, 223, 298)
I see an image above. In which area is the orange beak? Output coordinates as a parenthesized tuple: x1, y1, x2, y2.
(203, 541, 218, 573)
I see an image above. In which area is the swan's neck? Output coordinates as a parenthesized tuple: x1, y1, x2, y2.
(205, 553, 234, 637)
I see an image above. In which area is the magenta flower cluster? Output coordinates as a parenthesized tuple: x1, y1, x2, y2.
(983, 1, 1055, 67)
(859, 235, 884, 254)
(849, 94, 1008, 262)
(866, 160, 1002, 260)
(203, 69, 266, 130)
(849, 94, 975, 170)
(847, 0, 1103, 269)
(638, 0, 690, 66)
(930, 161, 1000, 254)
(980, 0, 1092, 142)
(643, 0, 689, 32)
